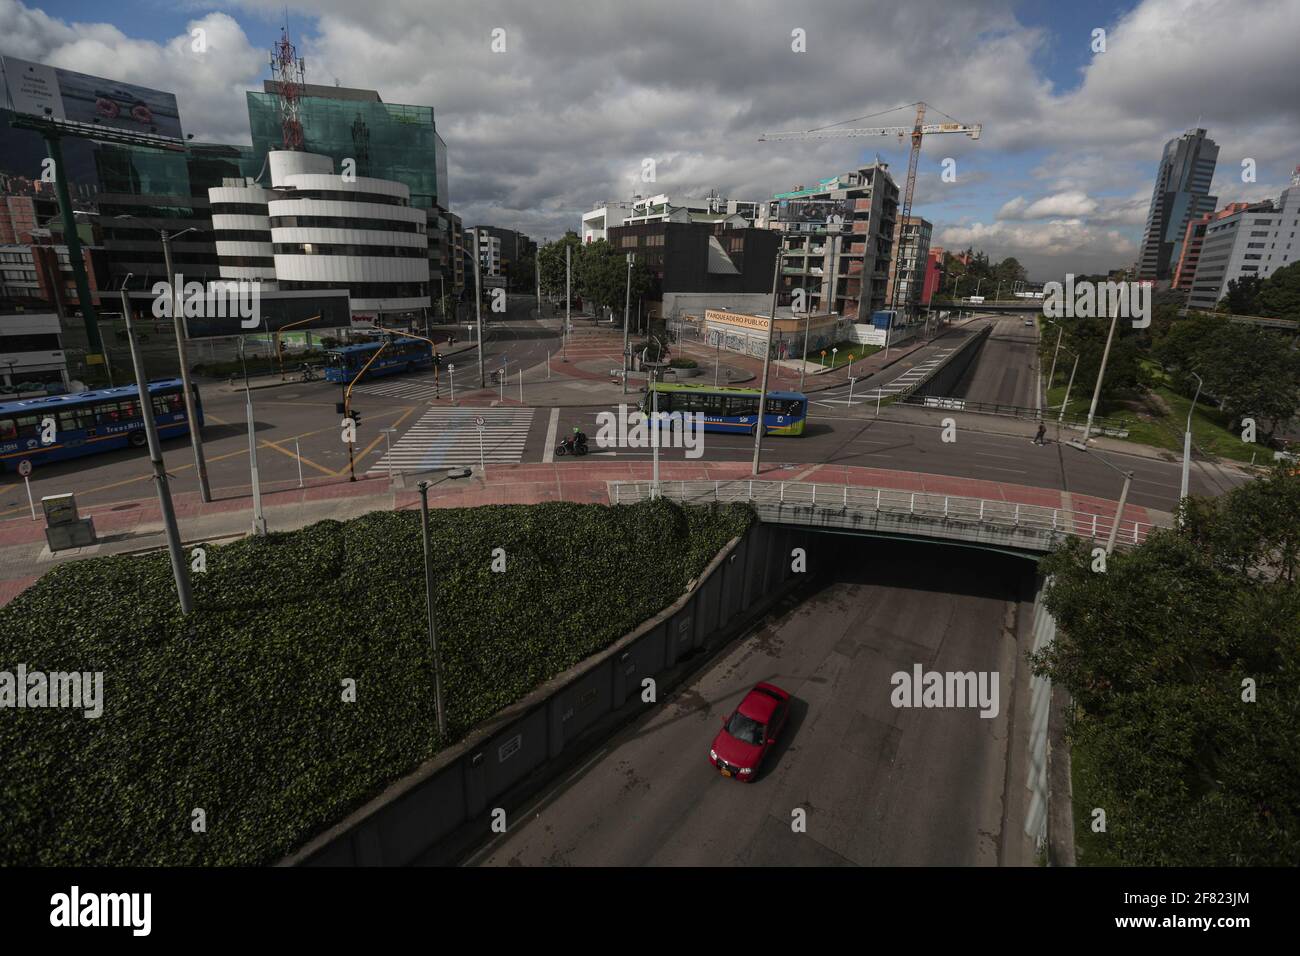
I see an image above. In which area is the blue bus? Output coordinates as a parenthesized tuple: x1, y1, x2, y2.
(324, 338, 434, 384)
(640, 383, 808, 435)
(0, 379, 203, 473)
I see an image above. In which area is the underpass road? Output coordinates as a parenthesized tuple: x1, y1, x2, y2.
(471, 545, 1036, 867)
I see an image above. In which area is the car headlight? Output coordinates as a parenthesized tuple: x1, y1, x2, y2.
(710, 749, 718, 761)
(738, 767, 753, 775)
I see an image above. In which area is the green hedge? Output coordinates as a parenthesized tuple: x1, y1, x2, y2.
(0, 499, 753, 866)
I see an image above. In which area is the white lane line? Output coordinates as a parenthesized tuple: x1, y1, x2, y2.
(543, 406, 559, 463)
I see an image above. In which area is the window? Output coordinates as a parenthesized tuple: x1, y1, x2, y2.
(57, 408, 96, 432)
(0, 419, 15, 441)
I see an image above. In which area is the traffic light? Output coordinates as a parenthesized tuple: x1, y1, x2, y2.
(277, 337, 286, 357)
(349, 409, 361, 427)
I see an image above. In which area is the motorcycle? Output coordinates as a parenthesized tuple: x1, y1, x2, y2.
(556, 432, 589, 457)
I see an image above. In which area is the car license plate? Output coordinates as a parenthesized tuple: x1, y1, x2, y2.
(720, 768, 732, 778)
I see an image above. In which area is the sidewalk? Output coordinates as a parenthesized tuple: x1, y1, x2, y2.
(0, 458, 1168, 609)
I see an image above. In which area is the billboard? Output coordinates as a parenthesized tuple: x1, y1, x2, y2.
(0, 57, 183, 141)
(773, 198, 855, 224)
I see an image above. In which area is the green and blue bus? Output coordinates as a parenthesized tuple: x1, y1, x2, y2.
(324, 338, 434, 384)
(0, 379, 202, 473)
(639, 383, 808, 436)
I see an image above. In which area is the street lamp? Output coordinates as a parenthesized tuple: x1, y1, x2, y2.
(1043, 318, 1064, 403)
(1057, 345, 1080, 425)
(417, 466, 474, 740)
(1067, 440, 1134, 555)
(622, 253, 634, 394)
(751, 247, 783, 476)
(1081, 301, 1122, 444)
(115, 215, 212, 502)
(1178, 371, 1204, 509)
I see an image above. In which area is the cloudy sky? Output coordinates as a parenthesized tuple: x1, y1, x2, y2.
(2, 0, 1298, 279)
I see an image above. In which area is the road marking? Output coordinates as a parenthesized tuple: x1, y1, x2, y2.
(543, 407, 559, 463)
(368, 406, 535, 473)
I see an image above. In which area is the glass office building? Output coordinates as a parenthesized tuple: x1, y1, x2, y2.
(247, 87, 445, 210)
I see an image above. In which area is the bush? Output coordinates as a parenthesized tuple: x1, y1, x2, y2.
(668, 358, 698, 369)
(0, 499, 753, 865)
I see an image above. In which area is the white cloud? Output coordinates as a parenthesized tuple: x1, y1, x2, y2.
(998, 190, 1099, 220)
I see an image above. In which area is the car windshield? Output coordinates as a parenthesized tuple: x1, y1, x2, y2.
(725, 712, 765, 746)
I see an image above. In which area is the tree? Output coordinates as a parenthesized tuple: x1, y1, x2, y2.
(1033, 468, 1300, 865)
(1219, 273, 1263, 314)
(574, 239, 653, 319)
(537, 231, 582, 299)
(1256, 261, 1300, 320)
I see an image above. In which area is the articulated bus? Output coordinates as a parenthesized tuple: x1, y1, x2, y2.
(639, 383, 808, 436)
(324, 338, 434, 384)
(0, 379, 203, 473)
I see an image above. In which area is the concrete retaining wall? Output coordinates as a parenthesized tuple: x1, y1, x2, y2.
(280, 520, 816, 866)
(1023, 574, 1075, 864)
(903, 325, 991, 399)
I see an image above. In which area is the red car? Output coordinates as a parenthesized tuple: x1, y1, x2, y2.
(709, 682, 792, 781)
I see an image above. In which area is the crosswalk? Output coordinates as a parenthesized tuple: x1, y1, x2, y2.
(367, 406, 535, 474)
(352, 373, 446, 402)
(809, 347, 958, 407)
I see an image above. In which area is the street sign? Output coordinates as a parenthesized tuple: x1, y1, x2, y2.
(17, 459, 31, 478)
(475, 416, 485, 429)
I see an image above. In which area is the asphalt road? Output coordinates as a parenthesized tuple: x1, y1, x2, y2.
(951, 315, 1041, 407)
(469, 540, 1037, 867)
(0, 304, 1240, 519)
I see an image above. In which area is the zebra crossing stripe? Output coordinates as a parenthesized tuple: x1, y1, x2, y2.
(367, 406, 535, 473)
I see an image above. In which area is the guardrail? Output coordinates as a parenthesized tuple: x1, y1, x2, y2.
(611, 479, 1166, 552)
(895, 394, 1131, 437)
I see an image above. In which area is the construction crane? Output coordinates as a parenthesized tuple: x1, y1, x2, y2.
(759, 102, 981, 315)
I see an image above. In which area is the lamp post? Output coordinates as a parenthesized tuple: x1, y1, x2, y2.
(1057, 346, 1080, 425)
(622, 253, 633, 394)
(1179, 371, 1204, 510)
(417, 467, 473, 740)
(1069, 439, 1134, 555)
(120, 286, 192, 614)
(1081, 301, 1121, 444)
(117, 215, 212, 503)
(1044, 319, 1064, 405)
(751, 248, 783, 475)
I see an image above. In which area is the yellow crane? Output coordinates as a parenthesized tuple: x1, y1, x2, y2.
(759, 102, 981, 315)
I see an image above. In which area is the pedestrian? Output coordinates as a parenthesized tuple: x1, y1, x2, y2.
(1034, 423, 1047, 446)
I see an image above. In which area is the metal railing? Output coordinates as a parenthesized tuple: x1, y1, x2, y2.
(610, 479, 1166, 551)
(894, 394, 1131, 436)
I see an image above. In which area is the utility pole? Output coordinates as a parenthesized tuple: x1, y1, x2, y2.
(1105, 470, 1135, 555)
(160, 230, 212, 502)
(1046, 322, 1063, 406)
(1082, 303, 1121, 444)
(120, 289, 192, 615)
(1058, 348, 1079, 425)
(1179, 371, 1204, 511)
(417, 480, 447, 739)
(751, 249, 783, 475)
(622, 253, 633, 394)
(474, 229, 485, 388)
(564, 244, 571, 360)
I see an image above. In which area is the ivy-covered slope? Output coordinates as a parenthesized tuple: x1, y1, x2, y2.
(0, 499, 753, 866)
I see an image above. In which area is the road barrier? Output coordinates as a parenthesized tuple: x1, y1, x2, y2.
(896, 394, 1131, 437)
(611, 479, 1168, 553)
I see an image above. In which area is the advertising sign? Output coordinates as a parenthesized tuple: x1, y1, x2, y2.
(774, 198, 854, 224)
(0, 56, 184, 141)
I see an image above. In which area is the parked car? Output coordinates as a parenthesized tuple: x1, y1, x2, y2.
(709, 682, 792, 781)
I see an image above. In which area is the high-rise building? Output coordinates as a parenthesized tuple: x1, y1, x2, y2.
(471, 226, 535, 291)
(583, 194, 759, 243)
(1136, 128, 1219, 282)
(762, 162, 899, 321)
(1172, 202, 1251, 291)
(1187, 167, 1300, 311)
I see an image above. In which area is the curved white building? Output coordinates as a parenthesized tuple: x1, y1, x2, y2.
(209, 150, 430, 322)
(209, 182, 277, 286)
